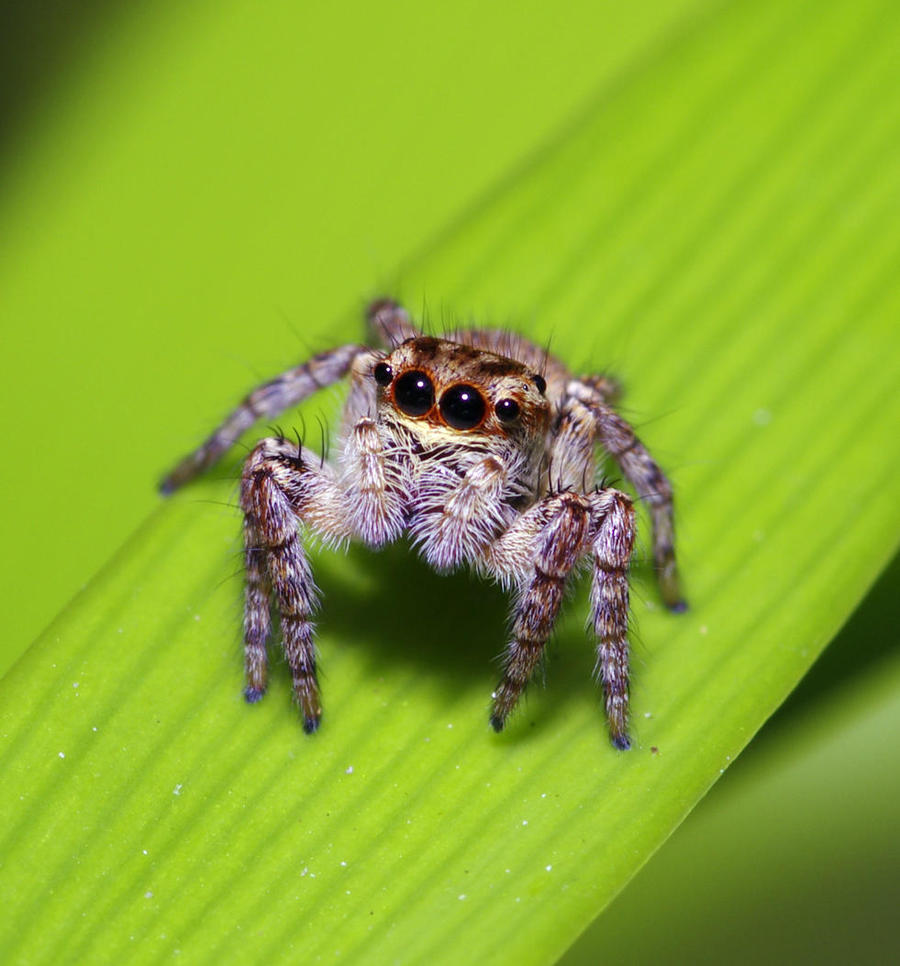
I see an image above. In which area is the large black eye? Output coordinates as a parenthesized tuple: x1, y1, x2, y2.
(533, 374, 547, 394)
(440, 384, 486, 430)
(394, 370, 434, 416)
(373, 362, 393, 386)
(495, 398, 520, 423)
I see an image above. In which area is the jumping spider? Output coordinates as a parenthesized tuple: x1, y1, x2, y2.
(161, 299, 685, 749)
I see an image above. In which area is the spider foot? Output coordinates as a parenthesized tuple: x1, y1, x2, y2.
(610, 731, 631, 751)
(658, 562, 688, 613)
(490, 679, 523, 734)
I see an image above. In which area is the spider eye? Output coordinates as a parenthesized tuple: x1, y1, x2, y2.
(440, 384, 487, 430)
(533, 374, 547, 394)
(394, 370, 435, 416)
(495, 398, 520, 423)
(373, 362, 393, 386)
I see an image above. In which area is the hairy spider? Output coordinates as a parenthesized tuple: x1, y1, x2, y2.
(161, 299, 686, 749)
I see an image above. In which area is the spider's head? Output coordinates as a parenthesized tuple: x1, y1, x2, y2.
(371, 337, 550, 449)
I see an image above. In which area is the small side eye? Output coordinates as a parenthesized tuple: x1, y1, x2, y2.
(373, 361, 393, 386)
(495, 398, 520, 423)
(533, 374, 547, 394)
(394, 370, 435, 416)
(440, 384, 487, 430)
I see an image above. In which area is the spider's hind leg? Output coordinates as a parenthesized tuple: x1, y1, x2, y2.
(367, 298, 421, 347)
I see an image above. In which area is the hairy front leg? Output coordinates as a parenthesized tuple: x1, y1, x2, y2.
(483, 492, 592, 731)
(241, 437, 350, 732)
(242, 511, 272, 702)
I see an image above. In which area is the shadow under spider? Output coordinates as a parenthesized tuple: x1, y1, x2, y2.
(278, 540, 606, 736)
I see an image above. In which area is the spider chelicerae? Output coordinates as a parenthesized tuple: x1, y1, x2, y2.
(161, 299, 686, 749)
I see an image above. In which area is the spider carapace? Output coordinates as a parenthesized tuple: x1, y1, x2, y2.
(161, 299, 686, 749)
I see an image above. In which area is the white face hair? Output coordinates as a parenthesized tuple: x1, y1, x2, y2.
(161, 299, 686, 749)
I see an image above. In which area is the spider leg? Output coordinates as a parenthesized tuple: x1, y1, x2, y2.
(483, 492, 592, 732)
(241, 436, 351, 732)
(566, 379, 686, 611)
(242, 510, 272, 702)
(342, 349, 382, 428)
(367, 298, 421, 347)
(577, 373, 623, 406)
(160, 342, 372, 493)
(587, 487, 636, 750)
(547, 392, 596, 494)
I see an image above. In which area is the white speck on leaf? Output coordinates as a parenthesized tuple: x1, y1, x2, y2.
(173, 784, 183, 796)
(345, 765, 354, 775)
(58, 752, 65, 759)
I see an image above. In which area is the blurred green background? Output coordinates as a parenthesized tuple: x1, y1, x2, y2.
(2, 0, 897, 962)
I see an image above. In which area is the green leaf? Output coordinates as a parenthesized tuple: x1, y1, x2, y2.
(1, 0, 898, 963)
